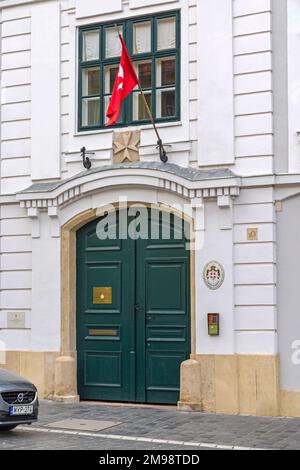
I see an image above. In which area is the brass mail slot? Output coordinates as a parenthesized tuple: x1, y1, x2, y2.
(89, 329, 118, 337)
(93, 287, 112, 305)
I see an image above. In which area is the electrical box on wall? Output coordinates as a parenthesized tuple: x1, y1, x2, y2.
(208, 313, 220, 336)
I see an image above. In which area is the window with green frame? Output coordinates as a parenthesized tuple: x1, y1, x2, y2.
(78, 11, 180, 131)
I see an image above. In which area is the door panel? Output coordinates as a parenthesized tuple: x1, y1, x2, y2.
(77, 213, 135, 402)
(146, 351, 187, 404)
(146, 261, 187, 313)
(135, 211, 190, 404)
(84, 351, 122, 387)
(77, 209, 190, 404)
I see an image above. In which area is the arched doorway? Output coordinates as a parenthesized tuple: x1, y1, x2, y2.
(76, 206, 191, 404)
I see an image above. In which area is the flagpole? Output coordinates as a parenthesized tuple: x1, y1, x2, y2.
(137, 83, 168, 164)
(111, 28, 168, 163)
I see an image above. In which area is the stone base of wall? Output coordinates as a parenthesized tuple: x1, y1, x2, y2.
(280, 390, 300, 417)
(181, 354, 299, 417)
(2, 351, 300, 417)
(1, 351, 59, 399)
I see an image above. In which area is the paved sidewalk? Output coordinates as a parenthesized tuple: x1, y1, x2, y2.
(0, 400, 300, 450)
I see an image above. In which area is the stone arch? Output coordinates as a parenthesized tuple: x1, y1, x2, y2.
(54, 201, 196, 403)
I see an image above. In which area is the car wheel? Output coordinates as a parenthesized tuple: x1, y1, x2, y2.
(0, 425, 18, 432)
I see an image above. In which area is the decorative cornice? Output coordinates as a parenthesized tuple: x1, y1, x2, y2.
(16, 163, 241, 211)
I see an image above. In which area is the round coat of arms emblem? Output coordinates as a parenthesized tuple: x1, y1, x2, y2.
(203, 261, 225, 290)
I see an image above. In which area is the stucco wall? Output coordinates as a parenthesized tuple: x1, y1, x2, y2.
(0, 0, 298, 399)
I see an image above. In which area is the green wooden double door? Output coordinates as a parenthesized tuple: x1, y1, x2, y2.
(76, 209, 191, 404)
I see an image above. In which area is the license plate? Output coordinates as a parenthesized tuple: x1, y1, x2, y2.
(9, 405, 33, 416)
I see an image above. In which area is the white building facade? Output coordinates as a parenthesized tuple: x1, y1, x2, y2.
(0, 0, 299, 416)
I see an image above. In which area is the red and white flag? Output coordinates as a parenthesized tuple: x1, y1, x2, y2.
(105, 35, 140, 127)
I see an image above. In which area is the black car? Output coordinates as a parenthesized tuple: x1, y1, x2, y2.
(0, 369, 39, 431)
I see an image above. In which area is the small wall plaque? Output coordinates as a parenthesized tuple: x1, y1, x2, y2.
(113, 130, 140, 164)
(203, 262, 225, 290)
(247, 228, 258, 241)
(93, 287, 113, 305)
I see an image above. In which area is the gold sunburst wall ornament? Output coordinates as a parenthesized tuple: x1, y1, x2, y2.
(112, 130, 141, 164)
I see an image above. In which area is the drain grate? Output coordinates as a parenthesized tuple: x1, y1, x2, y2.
(45, 418, 122, 432)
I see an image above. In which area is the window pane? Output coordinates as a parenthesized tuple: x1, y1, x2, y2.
(133, 91, 152, 121)
(82, 31, 100, 61)
(133, 21, 151, 54)
(82, 68, 100, 96)
(82, 97, 100, 126)
(156, 57, 176, 87)
(157, 17, 176, 51)
(104, 65, 119, 94)
(134, 60, 152, 89)
(104, 95, 124, 125)
(105, 26, 123, 58)
(156, 88, 175, 118)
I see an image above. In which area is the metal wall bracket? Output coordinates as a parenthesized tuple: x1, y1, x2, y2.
(156, 139, 171, 164)
(80, 147, 94, 170)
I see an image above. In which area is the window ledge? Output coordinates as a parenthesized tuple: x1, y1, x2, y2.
(73, 121, 183, 137)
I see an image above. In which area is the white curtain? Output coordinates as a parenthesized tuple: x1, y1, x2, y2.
(83, 31, 99, 61)
(105, 28, 122, 58)
(157, 18, 176, 51)
(82, 97, 100, 126)
(134, 22, 151, 54)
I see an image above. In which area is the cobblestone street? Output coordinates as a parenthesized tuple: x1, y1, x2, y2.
(0, 401, 299, 450)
